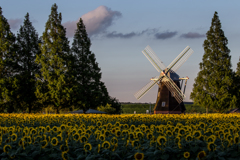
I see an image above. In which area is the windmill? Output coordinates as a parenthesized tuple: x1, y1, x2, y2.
(134, 45, 194, 114)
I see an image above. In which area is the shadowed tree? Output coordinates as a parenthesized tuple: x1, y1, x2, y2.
(69, 18, 109, 112)
(190, 12, 236, 113)
(35, 4, 72, 113)
(0, 7, 18, 113)
(15, 13, 41, 113)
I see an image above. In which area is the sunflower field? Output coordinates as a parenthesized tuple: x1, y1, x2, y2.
(0, 113, 240, 160)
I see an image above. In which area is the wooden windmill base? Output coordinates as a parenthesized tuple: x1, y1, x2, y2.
(153, 81, 185, 114)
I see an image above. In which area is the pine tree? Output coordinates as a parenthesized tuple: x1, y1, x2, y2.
(233, 58, 240, 108)
(15, 13, 41, 113)
(0, 7, 18, 113)
(70, 18, 109, 112)
(190, 12, 235, 113)
(35, 4, 72, 113)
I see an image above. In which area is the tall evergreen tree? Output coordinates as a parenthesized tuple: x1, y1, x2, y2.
(190, 12, 235, 113)
(70, 18, 109, 112)
(15, 13, 41, 113)
(35, 4, 72, 113)
(233, 58, 240, 108)
(0, 7, 18, 113)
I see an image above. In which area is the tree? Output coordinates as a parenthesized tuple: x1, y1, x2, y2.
(13, 13, 42, 113)
(233, 58, 240, 108)
(0, 7, 18, 113)
(35, 4, 72, 113)
(190, 12, 235, 113)
(70, 18, 109, 112)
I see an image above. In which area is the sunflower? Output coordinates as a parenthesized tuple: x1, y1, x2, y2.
(178, 128, 186, 136)
(41, 140, 48, 148)
(110, 137, 118, 145)
(99, 134, 105, 141)
(185, 134, 193, 142)
(73, 133, 80, 141)
(61, 151, 68, 160)
(132, 140, 141, 148)
(104, 130, 110, 137)
(130, 125, 136, 131)
(234, 135, 239, 144)
(23, 136, 32, 144)
(121, 130, 129, 137)
(60, 124, 66, 131)
(96, 121, 102, 127)
(178, 142, 182, 149)
(192, 131, 202, 139)
(11, 133, 17, 142)
(206, 135, 216, 143)
(197, 151, 206, 159)
(129, 132, 135, 140)
(134, 152, 144, 160)
(30, 128, 37, 136)
(207, 142, 216, 151)
(46, 125, 51, 132)
(114, 122, 120, 127)
(60, 144, 69, 152)
(157, 136, 167, 145)
(115, 130, 121, 137)
(52, 126, 59, 133)
(136, 132, 144, 139)
(3, 144, 11, 153)
(51, 137, 58, 146)
(183, 152, 190, 158)
(146, 132, 154, 140)
(166, 130, 173, 136)
(102, 141, 111, 149)
(84, 143, 92, 151)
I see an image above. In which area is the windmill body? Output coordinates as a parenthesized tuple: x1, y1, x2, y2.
(134, 46, 193, 114)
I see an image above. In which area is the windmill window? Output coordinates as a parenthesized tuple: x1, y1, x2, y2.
(162, 102, 165, 107)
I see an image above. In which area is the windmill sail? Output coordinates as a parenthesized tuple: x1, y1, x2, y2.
(166, 46, 194, 73)
(142, 45, 166, 72)
(134, 76, 161, 100)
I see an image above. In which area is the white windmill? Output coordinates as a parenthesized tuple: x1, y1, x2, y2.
(134, 45, 194, 114)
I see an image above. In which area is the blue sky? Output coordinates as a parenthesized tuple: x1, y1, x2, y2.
(1, 0, 240, 103)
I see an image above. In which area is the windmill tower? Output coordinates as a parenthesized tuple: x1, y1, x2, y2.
(134, 46, 194, 114)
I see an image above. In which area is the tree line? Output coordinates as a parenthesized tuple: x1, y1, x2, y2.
(0, 4, 121, 113)
(191, 11, 240, 113)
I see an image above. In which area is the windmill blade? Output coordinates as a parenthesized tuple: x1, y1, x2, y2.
(134, 76, 161, 100)
(162, 75, 185, 104)
(166, 46, 194, 73)
(142, 45, 166, 72)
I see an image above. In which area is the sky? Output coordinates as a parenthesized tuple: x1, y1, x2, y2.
(1, 0, 240, 103)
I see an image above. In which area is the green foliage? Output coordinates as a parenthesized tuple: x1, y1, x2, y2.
(35, 4, 72, 113)
(233, 58, 240, 108)
(190, 11, 235, 113)
(69, 18, 109, 112)
(121, 104, 153, 114)
(97, 103, 116, 114)
(0, 7, 18, 113)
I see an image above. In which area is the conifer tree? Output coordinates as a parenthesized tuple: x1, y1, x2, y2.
(190, 12, 235, 113)
(233, 58, 240, 108)
(0, 7, 18, 113)
(15, 13, 41, 113)
(35, 4, 72, 113)
(70, 18, 109, 112)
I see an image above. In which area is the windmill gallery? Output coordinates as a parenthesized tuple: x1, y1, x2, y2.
(134, 46, 194, 114)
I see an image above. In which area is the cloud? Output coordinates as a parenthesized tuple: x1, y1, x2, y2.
(8, 18, 22, 30)
(63, 6, 121, 37)
(180, 32, 205, 39)
(155, 31, 177, 40)
(105, 28, 159, 38)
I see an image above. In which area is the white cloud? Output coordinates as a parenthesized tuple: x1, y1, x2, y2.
(63, 6, 121, 37)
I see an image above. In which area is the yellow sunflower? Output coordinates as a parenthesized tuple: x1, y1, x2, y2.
(207, 142, 216, 151)
(80, 135, 88, 143)
(3, 144, 11, 153)
(61, 151, 68, 160)
(11, 133, 17, 142)
(110, 137, 118, 145)
(84, 143, 92, 151)
(102, 141, 111, 149)
(183, 152, 190, 158)
(134, 152, 144, 160)
(157, 136, 167, 145)
(41, 140, 48, 148)
(115, 130, 121, 137)
(51, 137, 58, 146)
(197, 151, 206, 160)
(185, 134, 193, 142)
(73, 133, 80, 141)
(60, 144, 69, 152)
